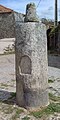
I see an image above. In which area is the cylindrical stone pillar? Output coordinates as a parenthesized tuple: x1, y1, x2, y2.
(15, 22, 48, 109)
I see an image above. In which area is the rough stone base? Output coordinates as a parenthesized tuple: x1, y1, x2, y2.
(16, 74, 49, 109)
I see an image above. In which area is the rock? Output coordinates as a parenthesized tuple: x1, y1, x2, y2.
(24, 3, 39, 22)
(15, 21, 48, 108)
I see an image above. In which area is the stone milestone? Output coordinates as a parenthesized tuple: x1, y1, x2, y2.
(15, 3, 48, 109)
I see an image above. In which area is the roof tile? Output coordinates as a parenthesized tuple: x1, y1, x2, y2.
(0, 5, 13, 13)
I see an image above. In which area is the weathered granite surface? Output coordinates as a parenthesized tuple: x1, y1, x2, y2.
(24, 3, 39, 22)
(0, 12, 15, 39)
(14, 12, 24, 22)
(15, 22, 48, 108)
(0, 12, 24, 39)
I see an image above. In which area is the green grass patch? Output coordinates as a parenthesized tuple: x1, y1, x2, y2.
(10, 92, 16, 99)
(22, 116, 30, 120)
(49, 93, 60, 102)
(30, 103, 60, 118)
(2, 103, 24, 115)
(11, 108, 24, 120)
(48, 79, 54, 83)
(2, 92, 16, 104)
(3, 105, 14, 114)
(4, 92, 16, 104)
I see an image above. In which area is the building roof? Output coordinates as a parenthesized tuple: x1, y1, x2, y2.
(0, 5, 13, 13)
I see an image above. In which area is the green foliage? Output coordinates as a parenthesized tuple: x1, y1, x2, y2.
(48, 79, 54, 83)
(49, 26, 58, 36)
(49, 25, 60, 37)
(10, 92, 16, 98)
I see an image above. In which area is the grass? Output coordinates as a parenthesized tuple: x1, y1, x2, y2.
(30, 103, 60, 118)
(0, 103, 14, 114)
(48, 79, 54, 83)
(0, 92, 60, 119)
(10, 92, 16, 99)
(0, 99, 24, 119)
(30, 93, 60, 118)
(2, 92, 16, 105)
(22, 116, 30, 120)
(0, 92, 16, 105)
(3, 105, 14, 114)
(0, 79, 60, 119)
(49, 93, 60, 102)
(1, 103, 24, 118)
(11, 108, 24, 120)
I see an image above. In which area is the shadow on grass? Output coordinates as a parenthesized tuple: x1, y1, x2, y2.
(0, 89, 16, 105)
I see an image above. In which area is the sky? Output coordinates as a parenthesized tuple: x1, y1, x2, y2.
(0, 0, 60, 21)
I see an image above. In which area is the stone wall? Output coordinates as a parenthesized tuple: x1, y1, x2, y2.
(0, 12, 15, 39)
(48, 54, 60, 69)
(0, 12, 24, 39)
(14, 12, 24, 22)
(47, 24, 60, 52)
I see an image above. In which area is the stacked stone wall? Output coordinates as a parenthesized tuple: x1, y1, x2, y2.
(0, 12, 15, 39)
(0, 12, 24, 39)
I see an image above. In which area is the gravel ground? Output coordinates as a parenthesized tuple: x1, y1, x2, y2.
(48, 66, 60, 96)
(0, 54, 60, 120)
